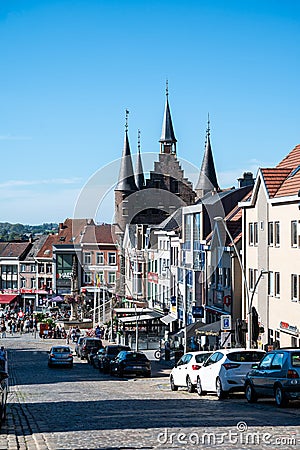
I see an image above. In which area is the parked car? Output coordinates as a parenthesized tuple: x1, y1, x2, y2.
(97, 345, 131, 372)
(77, 337, 103, 360)
(87, 346, 101, 365)
(196, 348, 265, 399)
(170, 351, 212, 392)
(245, 348, 300, 407)
(110, 351, 151, 378)
(48, 345, 73, 368)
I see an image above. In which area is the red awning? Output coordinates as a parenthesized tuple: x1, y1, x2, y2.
(0, 294, 18, 304)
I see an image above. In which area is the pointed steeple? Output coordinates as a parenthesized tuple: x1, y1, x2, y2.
(115, 110, 138, 192)
(159, 80, 177, 154)
(196, 114, 219, 198)
(135, 129, 145, 190)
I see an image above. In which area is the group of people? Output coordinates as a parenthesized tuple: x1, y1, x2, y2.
(0, 313, 38, 338)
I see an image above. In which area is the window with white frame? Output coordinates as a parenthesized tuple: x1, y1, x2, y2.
(84, 271, 92, 284)
(249, 223, 254, 245)
(254, 222, 258, 245)
(20, 264, 26, 272)
(108, 272, 116, 284)
(291, 221, 297, 247)
(249, 268, 254, 291)
(275, 272, 280, 297)
(96, 271, 104, 284)
(21, 278, 26, 288)
(268, 222, 274, 246)
(275, 222, 280, 246)
(84, 253, 91, 265)
(31, 278, 36, 289)
(96, 252, 104, 265)
(268, 271, 274, 296)
(291, 274, 298, 301)
(108, 252, 116, 265)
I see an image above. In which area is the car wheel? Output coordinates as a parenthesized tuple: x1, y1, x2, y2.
(170, 376, 178, 391)
(145, 371, 151, 378)
(275, 386, 289, 408)
(216, 377, 227, 400)
(186, 376, 195, 393)
(196, 377, 204, 396)
(245, 383, 257, 403)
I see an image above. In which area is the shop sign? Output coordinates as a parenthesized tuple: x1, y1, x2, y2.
(280, 321, 299, 335)
(192, 306, 204, 318)
(147, 272, 158, 284)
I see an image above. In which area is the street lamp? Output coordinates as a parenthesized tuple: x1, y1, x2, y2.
(214, 217, 254, 349)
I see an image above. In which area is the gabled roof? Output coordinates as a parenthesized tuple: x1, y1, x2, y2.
(81, 223, 115, 245)
(36, 218, 95, 258)
(0, 241, 32, 259)
(24, 235, 49, 261)
(277, 144, 300, 169)
(260, 168, 292, 198)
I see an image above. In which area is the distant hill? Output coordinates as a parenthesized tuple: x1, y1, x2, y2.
(0, 222, 58, 241)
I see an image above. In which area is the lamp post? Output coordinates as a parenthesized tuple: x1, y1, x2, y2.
(214, 217, 252, 348)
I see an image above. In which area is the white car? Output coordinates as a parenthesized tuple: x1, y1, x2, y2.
(170, 351, 212, 393)
(196, 348, 265, 399)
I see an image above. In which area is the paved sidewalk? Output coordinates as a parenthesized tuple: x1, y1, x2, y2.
(0, 333, 173, 449)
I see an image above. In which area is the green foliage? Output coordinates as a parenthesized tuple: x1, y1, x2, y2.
(0, 222, 58, 241)
(34, 313, 45, 323)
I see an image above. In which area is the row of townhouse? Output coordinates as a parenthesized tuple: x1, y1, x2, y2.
(0, 219, 118, 314)
(121, 144, 300, 350)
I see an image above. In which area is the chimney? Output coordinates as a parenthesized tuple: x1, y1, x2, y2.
(238, 172, 254, 188)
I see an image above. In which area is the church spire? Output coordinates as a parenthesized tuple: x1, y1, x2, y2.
(196, 114, 219, 198)
(115, 110, 138, 192)
(135, 129, 145, 190)
(159, 80, 177, 155)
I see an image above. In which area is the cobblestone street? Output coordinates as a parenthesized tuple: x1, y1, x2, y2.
(1, 334, 300, 450)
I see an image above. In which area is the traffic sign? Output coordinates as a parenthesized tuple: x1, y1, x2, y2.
(221, 315, 232, 330)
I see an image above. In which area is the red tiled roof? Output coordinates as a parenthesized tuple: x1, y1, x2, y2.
(0, 242, 32, 258)
(261, 168, 292, 198)
(277, 144, 300, 169)
(81, 223, 115, 245)
(36, 218, 95, 258)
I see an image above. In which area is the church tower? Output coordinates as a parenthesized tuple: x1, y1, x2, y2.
(195, 115, 219, 199)
(114, 111, 138, 236)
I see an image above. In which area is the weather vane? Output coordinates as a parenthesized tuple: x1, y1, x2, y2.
(125, 109, 129, 131)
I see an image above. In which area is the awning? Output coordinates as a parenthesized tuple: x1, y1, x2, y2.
(195, 321, 221, 336)
(0, 294, 18, 304)
(51, 295, 65, 303)
(118, 311, 164, 323)
(160, 314, 177, 325)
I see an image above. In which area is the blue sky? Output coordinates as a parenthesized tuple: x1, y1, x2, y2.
(1, 0, 300, 225)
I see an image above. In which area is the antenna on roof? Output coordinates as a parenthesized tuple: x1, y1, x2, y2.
(166, 79, 169, 98)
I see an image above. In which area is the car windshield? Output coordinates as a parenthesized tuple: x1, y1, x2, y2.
(53, 347, 70, 353)
(291, 353, 300, 367)
(108, 347, 127, 355)
(227, 351, 265, 362)
(195, 353, 212, 364)
(125, 353, 147, 361)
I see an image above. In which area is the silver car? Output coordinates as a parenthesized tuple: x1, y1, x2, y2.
(48, 345, 73, 368)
